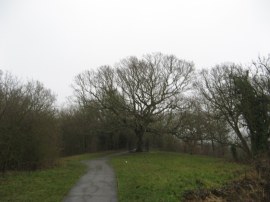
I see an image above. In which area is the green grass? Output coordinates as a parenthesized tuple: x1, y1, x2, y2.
(111, 151, 249, 202)
(0, 152, 110, 202)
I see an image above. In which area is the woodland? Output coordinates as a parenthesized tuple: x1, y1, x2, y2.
(1, 53, 270, 172)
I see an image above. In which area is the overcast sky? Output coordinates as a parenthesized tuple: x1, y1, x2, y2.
(0, 0, 270, 105)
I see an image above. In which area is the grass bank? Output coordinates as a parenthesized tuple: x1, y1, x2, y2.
(0, 152, 109, 202)
(111, 151, 249, 202)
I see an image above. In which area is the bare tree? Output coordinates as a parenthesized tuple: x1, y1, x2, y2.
(74, 53, 194, 151)
(196, 64, 252, 157)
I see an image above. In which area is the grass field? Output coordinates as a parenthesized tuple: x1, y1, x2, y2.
(111, 151, 249, 202)
(0, 152, 110, 202)
(0, 151, 249, 202)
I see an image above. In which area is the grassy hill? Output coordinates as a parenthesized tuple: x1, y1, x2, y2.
(111, 151, 248, 202)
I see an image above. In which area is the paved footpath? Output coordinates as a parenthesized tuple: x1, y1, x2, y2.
(63, 155, 118, 202)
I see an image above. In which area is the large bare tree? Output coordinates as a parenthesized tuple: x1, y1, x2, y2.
(74, 53, 194, 151)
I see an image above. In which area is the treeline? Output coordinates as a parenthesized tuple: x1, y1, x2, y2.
(1, 53, 270, 171)
(68, 53, 270, 159)
(0, 72, 59, 171)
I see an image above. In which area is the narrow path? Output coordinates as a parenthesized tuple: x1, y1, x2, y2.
(63, 154, 120, 202)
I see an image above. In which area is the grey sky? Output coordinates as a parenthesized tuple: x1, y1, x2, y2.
(0, 0, 270, 105)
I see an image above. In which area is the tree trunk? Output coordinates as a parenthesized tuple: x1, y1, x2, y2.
(135, 128, 144, 152)
(211, 139, 215, 154)
(226, 116, 253, 158)
(234, 125, 252, 158)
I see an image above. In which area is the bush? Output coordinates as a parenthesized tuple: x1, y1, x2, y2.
(0, 72, 59, 171)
